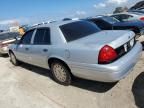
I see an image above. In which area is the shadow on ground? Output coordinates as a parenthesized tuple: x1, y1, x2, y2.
(20, 63, 53, 79)
(19, 63, 117, 93)
(141, 41, 144, 50)
(132, 72, 144, 108)
(71, 77, 117, 93)
(0, 54, 9, 58)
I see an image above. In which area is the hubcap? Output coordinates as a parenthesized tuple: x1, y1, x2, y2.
(53, 64, 67, 82)
(10, 53, 16, 64)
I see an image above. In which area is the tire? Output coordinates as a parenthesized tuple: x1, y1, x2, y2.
(51, 60, 71, 86)
(9, 52, 19, 66)
(0, 54, 2, 57)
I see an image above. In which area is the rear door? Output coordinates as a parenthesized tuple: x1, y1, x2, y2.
(15, 30, 35, 63)
(30, 28, 51, 68)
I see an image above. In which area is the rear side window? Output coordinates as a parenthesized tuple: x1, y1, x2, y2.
(43, 29, 51, 44)
(33, 28, 51, 45)
(21, 30, 34, 44)
(60, 21, 100, 42)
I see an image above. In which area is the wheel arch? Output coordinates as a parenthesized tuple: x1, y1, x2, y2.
(8, 49, 14, 55)
(48, 57, 71, 73)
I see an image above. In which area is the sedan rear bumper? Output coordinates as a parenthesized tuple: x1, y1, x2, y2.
(0, 46, 8, 54)
(70, 42, 142, 82)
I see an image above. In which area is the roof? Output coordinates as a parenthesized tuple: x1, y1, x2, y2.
(30, 20, 79, 30)
(85, 15, 109, 20)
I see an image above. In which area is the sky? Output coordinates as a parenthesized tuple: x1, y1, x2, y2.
(0, 0, 142, 28)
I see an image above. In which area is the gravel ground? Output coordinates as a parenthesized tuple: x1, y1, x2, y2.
(0, 38, 144, 108)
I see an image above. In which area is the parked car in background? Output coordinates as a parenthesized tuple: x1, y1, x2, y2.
(86, 16, 144, 37)
(130, 0, 144, 10)
(63, 18, 72, 21)
(9, 20, 142, 86)
(128, 9, 144, 14)
(0, 32, 20, 55)
(111, 12, 144, 22)
(0, 30, 4, 33)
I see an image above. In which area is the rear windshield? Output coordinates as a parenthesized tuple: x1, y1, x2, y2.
(0, 32, 20, 40)
(60, 21, 100, 42)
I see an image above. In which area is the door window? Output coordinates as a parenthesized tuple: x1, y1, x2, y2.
(33, 28, 51, 45)
(113, 14, 133, 21)
(20, 30, 34, 44)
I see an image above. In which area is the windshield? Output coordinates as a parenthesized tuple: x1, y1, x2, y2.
(102, 16, 120, 24)
(60, 21, 101, 42)
(0, 32, 20, 41)
(130, 12, 144, 15)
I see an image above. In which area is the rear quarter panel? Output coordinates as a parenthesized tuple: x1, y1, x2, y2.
(48, 44, 101, 75)
(64, 44, 101, 65)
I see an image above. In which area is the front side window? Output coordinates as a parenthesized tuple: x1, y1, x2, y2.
(60, 21, 100, 42)
(33, 28, 51, 45)
(112, 15, 122, 21)
(120, 15, 132, 21)
(102, 16, 119, 24)
(112, 15, 133, 21)
(21, 30, 34, 44)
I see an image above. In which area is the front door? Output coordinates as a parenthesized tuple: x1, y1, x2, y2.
(15, 30, 35, 64)
(30, 28, 51, 68)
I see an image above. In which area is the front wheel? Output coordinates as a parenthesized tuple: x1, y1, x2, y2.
(9, 52, 19, 66)
(51, 61, 71, 86)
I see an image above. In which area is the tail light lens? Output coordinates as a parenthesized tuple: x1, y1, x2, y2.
(140, 17, 144, 21)
(98, 45, 118, 64)
(0, 43, 8, 48)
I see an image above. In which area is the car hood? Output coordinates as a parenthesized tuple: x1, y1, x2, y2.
(69, 30, 135, 49)
(113, 20, 144, 28)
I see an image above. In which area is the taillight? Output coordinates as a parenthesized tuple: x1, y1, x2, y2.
(98, 45, 118, 64)
(0, 43, 8, 48)
(140, 17, 144, 21)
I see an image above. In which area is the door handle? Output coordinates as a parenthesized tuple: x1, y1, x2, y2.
(25, 48, 29, 51)
(43, 49, 48, 52)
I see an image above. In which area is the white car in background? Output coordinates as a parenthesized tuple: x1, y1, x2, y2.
(0, 32, 20, 55)
(111, 12, 144, 22)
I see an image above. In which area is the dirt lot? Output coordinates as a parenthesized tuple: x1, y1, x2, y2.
(0, 38, 144, 108)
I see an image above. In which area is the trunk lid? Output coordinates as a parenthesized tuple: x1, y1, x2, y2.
(69, 30, 135, 49)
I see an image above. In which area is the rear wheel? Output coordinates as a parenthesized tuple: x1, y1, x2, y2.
(9, 52, 19, 66)
(51, 60, 71, 86)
